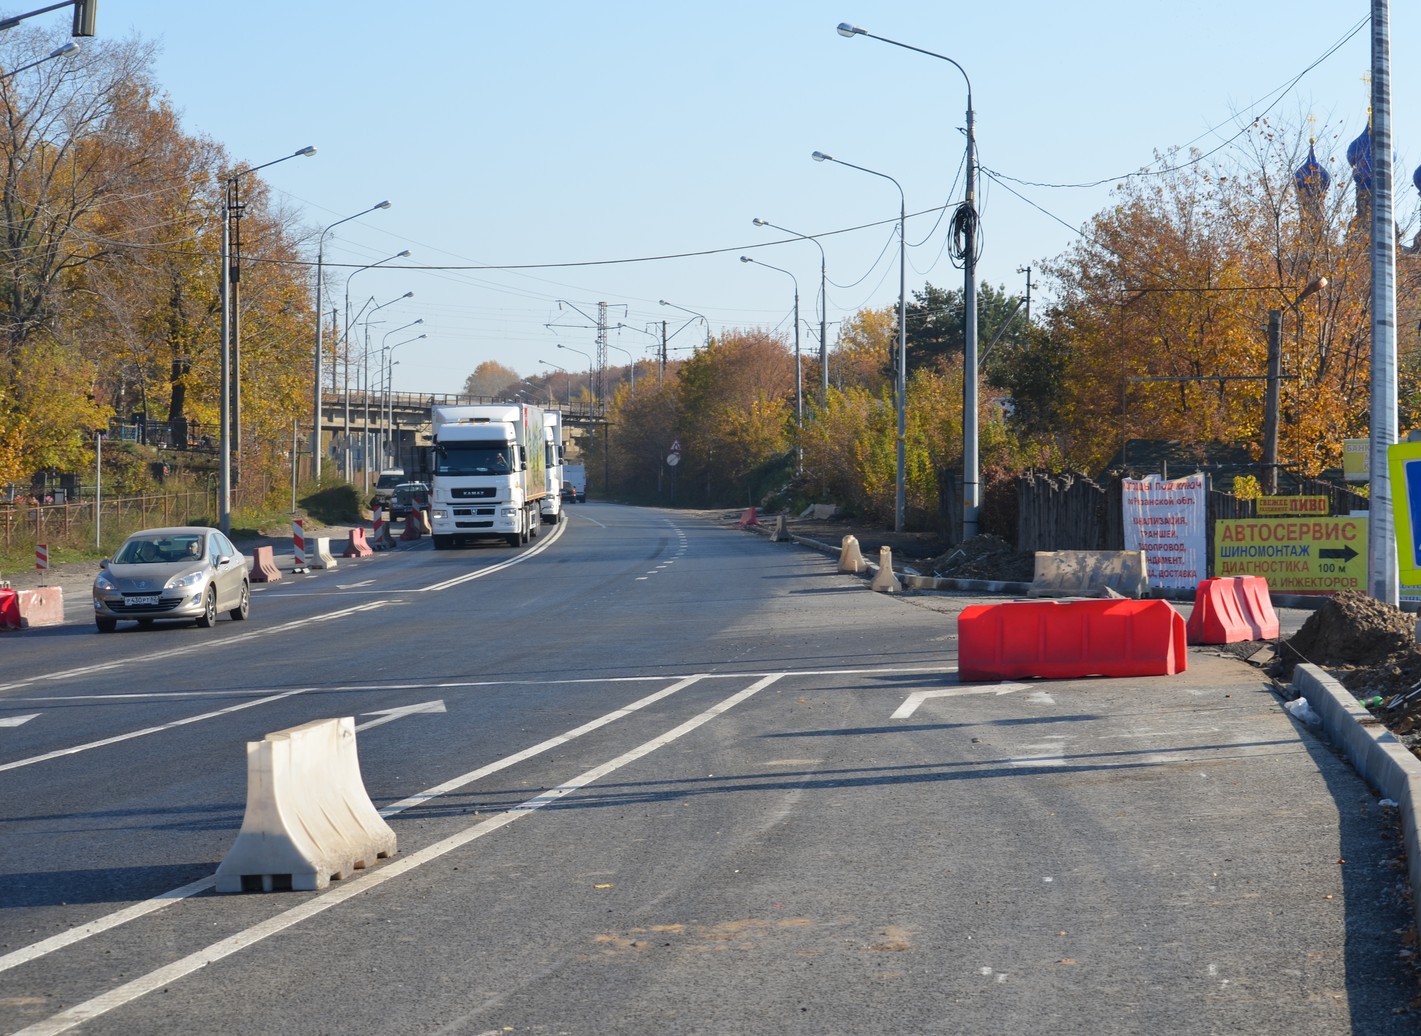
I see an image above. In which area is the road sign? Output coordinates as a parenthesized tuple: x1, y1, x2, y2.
(1388, 441, 1421, 583)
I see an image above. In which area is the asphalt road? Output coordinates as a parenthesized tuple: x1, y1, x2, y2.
(0, 504, 1414, 1034)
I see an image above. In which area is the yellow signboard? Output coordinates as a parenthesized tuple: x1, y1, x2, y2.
(1343, 438, 1370, 482)
(1256, 495, 1328, 516)
(1214, 518, 1367, 593)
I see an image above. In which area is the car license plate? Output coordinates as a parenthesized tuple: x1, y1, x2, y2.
(127, 595, 159, 606)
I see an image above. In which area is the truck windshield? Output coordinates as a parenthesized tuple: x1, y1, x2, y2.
(435, 443, 513, 476)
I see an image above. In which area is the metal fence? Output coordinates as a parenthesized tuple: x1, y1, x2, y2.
(0, 488, 217, 554)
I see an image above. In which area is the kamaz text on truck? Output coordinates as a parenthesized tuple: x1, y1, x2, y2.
(428, 404, 547, 549)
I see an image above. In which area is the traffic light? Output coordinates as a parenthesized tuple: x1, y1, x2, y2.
(72, 0, 96, 37)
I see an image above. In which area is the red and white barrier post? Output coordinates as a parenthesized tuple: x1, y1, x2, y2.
(292, 518, 308, 573)
(35, 543, 48, 572)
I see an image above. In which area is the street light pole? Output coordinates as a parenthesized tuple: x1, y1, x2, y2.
(379, 319, 423, 464)
(218, 144, 316, 534)
(342, 249, 410, 481)
(1263, 276, 1329, 494)
(359, 293, 414, 492)
(739, 256, 802, 439)
(556, 343, 592, 402)
(837, 22, 977, 538)
(812, 150, 906, 531)
(540, 360, 569, 404)
(754, 218, 828, 395)
(658, 299, 710, 349)
(314, 200, 391, 484)
(383, 333, 426, 470)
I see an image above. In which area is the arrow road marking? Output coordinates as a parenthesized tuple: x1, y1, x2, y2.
(0, 713, 39, 728)
(355, 699, 447, 732)
(893, 683, 1030, 719)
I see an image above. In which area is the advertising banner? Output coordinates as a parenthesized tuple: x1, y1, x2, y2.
(1122, 473, 1207, 589)
(1213, 517, 1367, 593)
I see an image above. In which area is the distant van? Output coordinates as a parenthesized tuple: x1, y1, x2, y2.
(371, 469, 406, 509)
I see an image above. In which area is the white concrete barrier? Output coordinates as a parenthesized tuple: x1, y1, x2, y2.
(310, 536, 338, 570)
(1028, 550, 1149, 599)
(215, 717, 396, 893)
(837, 535, 866, 574)
(870, 546, 902, 593)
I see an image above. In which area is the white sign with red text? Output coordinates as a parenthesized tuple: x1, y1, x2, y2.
(1122, 473, 1207, 589)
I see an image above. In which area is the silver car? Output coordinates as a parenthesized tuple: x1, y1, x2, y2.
(93, 526, 250, 632)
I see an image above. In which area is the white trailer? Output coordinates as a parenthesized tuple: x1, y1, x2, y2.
(428, 403, 547, 548)
(540, 409, 564, 524)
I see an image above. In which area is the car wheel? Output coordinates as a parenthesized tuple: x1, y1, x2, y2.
(196, 586, 217, 628)
(95, 617, 117, 633)
(230, 581, 250, 621)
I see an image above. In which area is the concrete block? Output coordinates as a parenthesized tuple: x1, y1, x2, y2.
(1028, 550, 1149, 599)
(310, 537, 338, 570)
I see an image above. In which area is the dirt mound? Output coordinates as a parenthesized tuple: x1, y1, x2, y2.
(1274, 589, 1421, 700)
(924, 535, 1035, 582)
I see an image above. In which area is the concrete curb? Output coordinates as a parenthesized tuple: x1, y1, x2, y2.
(1292, 664, 1421, 936)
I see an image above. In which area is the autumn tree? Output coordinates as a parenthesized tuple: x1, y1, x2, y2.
(463, 361, 519, 398)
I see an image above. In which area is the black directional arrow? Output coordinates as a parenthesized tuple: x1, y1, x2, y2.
(1319, 545, 1359, 566)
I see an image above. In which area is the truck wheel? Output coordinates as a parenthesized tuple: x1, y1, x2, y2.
(505, 532, 521, 547)
(433, 534, 452, 550)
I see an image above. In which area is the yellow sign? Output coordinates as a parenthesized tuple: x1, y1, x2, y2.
(1256, 495, 1328, 516)
(1214, 518, 1367, 593)
(1387, 442, 1421, 584)
(1343, 438, 1370, 482)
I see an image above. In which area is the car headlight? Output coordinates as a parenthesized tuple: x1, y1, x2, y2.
(94, 572, 117, 592)
(166, 570, 206, 591)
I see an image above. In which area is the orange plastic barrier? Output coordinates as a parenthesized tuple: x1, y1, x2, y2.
(1185, 576, 1279, 644)
(343, 528, 373, 558)
(399, 512, 422, 541)
(250, 545, 283, 583)
(737, 507, 760, 528)
(958, 598, 1187, 681)
(0, 588, 21, 630)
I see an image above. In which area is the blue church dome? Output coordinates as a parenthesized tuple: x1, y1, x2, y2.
(1348, 124, 1372, 191)
(1294, 142, 1331, 197)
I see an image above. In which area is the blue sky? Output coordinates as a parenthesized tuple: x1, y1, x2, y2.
(100, 2, 1421, 394)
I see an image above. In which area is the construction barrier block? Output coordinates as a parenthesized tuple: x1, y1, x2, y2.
(419, 508, 432, 535)
(958, 598, 1187, 681)
(770, 514, 789, 542)
(399, 513, 423, 541)
(838, 535, 866, 574)
(0, 588, 22, 630)
(1186, 576, 1280, 645)
(737, 507, 760, 528)
(250, 544, 283, 583)
(215, 716, 397, 893)
(311, 537, 338, 570)
(1028, 550, 1149, 599)
(870, 546, 901, 593)
(12, 587, 63, 628)
(344, 527, 373, 558)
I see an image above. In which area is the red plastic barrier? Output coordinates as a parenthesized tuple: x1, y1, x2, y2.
(737, 507, 760, 528)
(1186, 576, 1279, 645)
(399, 513, 422, 541)
(0, 588, 20, 630)
(343, 528, 373, 558)
(249, 545, 283, 583)
(958, 598, 1187, 681)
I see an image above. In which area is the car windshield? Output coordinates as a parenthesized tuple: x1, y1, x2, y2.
(116, 535, 204, 565)
(435, 444, 512, 476)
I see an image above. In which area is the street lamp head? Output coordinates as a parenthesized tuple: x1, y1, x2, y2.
(374, 200, 392, 210)
(811, 150, 832, 163)
(50, 41, 80, 58)
(396, 250, 410, 258)
(295, 146, 317, 158)
(658, 299, 669, 306)
(837, 22, 865, 37)
(401, 291, 414, 299)
(739, 256, 753, 263)
(752, 218, 768, 226)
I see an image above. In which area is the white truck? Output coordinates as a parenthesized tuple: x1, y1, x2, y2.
(428, 403, 548, 549)
(540, 409, 564, 524)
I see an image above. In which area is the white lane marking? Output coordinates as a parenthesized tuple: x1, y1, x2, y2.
(0, 688, 316, 775)
(15, 675, 780, 1035)
(420, 519, 565, 592)
(0, 600, 396, 695)
(892, 683, 1030, 719)
(0, 674, 711, 975)
(334, 580, 376, 589)
(354, 699, 447, 732)
(0, 713, 40, 728)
